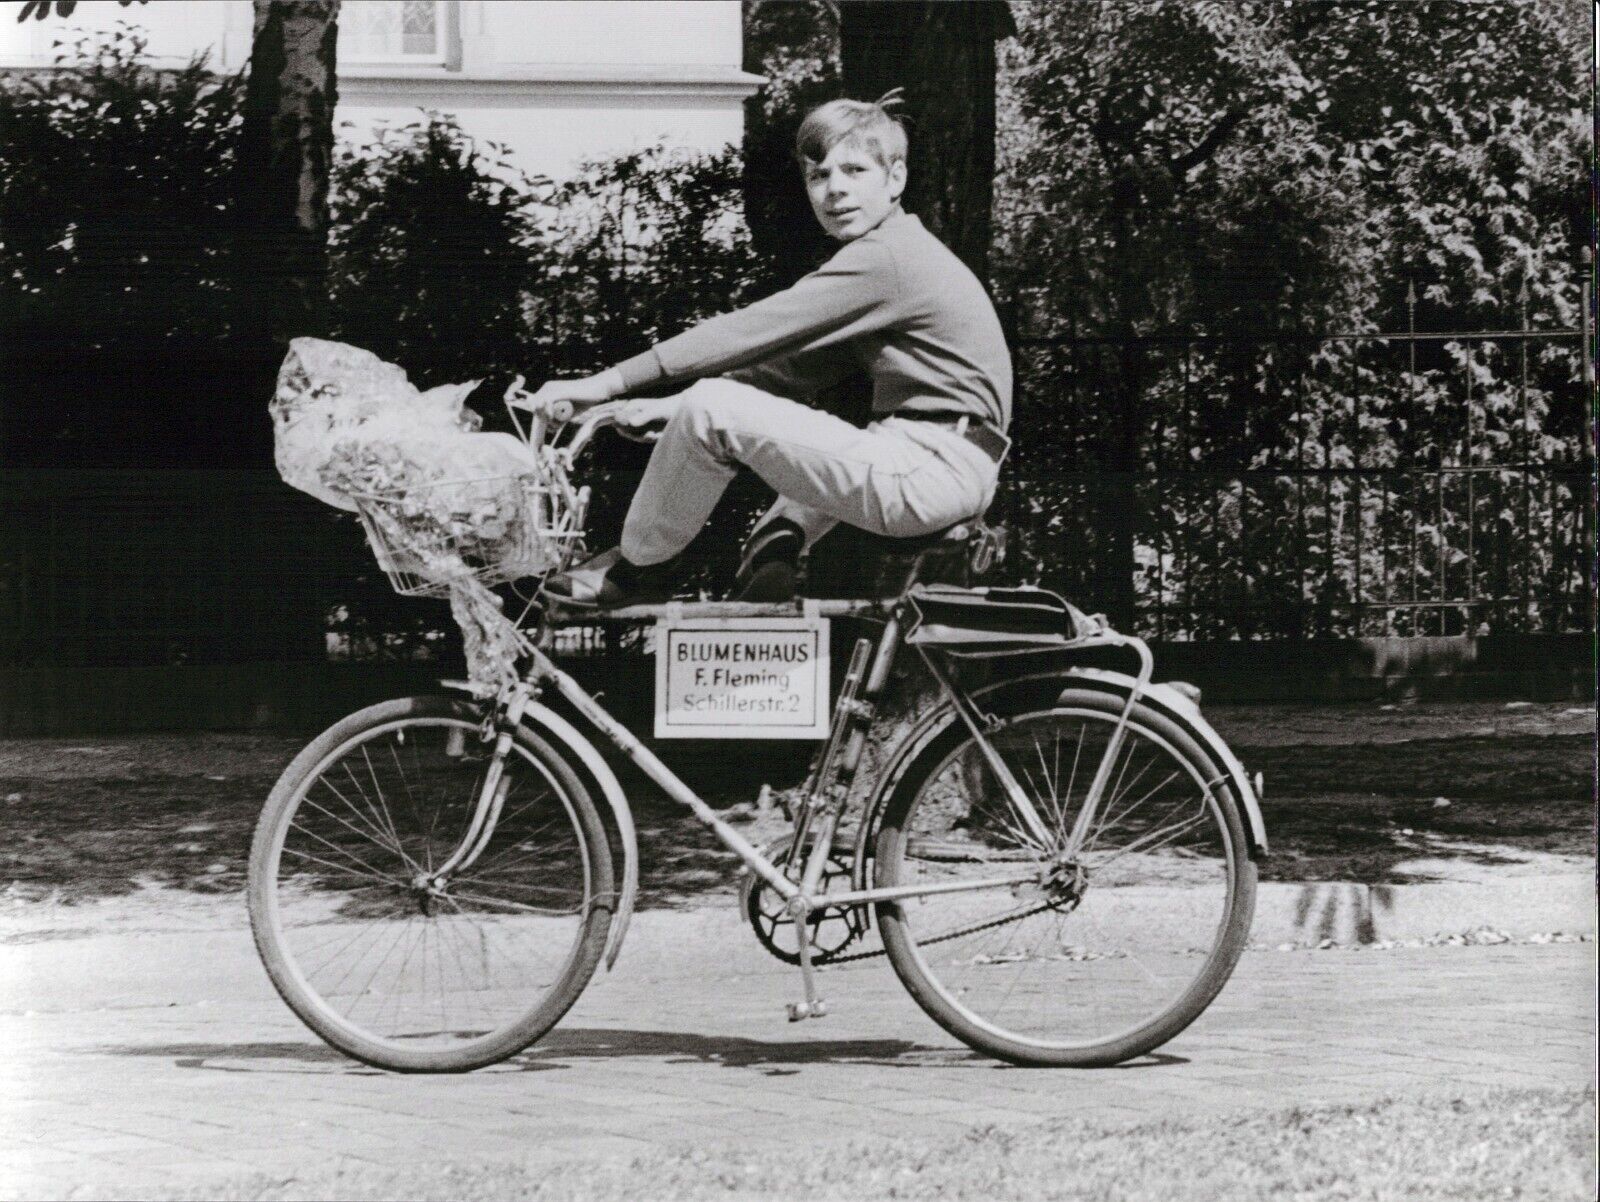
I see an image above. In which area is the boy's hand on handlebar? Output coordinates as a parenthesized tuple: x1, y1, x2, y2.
(514, 369, 625, 411)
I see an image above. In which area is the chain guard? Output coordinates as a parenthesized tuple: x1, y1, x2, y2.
(739, 835, 867, 966)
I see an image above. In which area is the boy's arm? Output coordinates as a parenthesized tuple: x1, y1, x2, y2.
(724, 342, 860, 401)
(613, 237, 900, 391)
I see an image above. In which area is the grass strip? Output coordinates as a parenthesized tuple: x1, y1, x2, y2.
(132, 1086, 1595, 1202)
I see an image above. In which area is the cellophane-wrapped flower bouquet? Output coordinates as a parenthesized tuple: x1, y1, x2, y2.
(271, 338, 551, 689)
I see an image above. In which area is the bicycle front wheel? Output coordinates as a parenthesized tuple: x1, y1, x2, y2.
(875, 688, 1255, 1067)
(248, 696, 614, 1072)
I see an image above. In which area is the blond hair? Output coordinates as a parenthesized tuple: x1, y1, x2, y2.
(794, 92, 909, 170)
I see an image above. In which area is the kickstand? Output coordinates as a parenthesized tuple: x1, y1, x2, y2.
(785, 898, 828, 1022)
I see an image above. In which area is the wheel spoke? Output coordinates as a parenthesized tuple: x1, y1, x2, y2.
(298, 790, 412, 864)
(444, 890, 587, 918)
(1014, 757, 1061, 848)
(282, 832, 405, 889)
(314, 771, 415, 867)
(1084, 766, 1183, 858)
(963, 763, 1043, 854)
(457, 815, 573, 879)
(1088, 805, 1209, 870)
(1031, 732, 1067, 838)
(338, 760, 389, 847)
(342, 914, 419, 1019)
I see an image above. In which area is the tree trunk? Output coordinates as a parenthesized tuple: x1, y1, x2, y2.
(236, 0, 339, 458)
(824, 2, 1014, 783)
(230, 0, 340, 663)
(838, 0, 1012, 284)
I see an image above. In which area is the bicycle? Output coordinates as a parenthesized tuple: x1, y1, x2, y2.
(247, 382, 1268, 1073)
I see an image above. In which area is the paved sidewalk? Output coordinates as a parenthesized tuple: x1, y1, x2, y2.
(1, 902, 1594, 1199)
(0, 700, 1593, 1196)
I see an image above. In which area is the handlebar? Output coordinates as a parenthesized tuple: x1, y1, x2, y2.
(502, 378, 666, 464)
(564, 400, 641, 460)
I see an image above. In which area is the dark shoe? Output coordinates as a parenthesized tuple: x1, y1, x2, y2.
(733, 560, 798, 603)
(545, 547, 676, 609)
(733, 519, 803, 602)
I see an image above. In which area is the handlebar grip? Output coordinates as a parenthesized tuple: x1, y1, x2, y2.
(551, 400, 575, 423)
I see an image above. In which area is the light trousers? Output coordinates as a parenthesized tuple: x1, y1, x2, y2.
(619, 378, 1000, 566)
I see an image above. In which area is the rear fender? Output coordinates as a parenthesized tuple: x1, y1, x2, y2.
(854, 668, 1267, 877)
(1052, 669, 1268, 856)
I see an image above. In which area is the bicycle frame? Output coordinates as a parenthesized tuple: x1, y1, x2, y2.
(451, 389, 1167, 1013)
(441, 587, 1158, 1018)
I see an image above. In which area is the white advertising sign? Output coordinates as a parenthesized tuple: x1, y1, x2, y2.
(654, 616, 831, 739)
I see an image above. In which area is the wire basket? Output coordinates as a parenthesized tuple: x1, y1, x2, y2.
(353, 471, 585, 599)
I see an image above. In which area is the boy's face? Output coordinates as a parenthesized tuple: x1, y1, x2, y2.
(804, 140, 907, 242)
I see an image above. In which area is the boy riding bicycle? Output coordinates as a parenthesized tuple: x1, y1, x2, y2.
(254, 116, 1267, 1068)
(528, 95, 1013, 609)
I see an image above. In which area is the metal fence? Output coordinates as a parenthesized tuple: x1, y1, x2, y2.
(994, 284, 1593, 641)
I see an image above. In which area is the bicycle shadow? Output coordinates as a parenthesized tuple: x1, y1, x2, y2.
(512, 1028, 1188, 1076)
(93, 1029, 1188, 1077)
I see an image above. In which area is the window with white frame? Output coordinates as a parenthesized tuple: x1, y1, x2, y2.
(341, 1, 449, 65)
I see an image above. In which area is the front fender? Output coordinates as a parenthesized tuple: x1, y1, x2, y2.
(441, 683, 638, 970)
(522, 703, 639, 970)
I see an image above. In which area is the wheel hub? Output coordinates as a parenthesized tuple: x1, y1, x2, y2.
(409, 872, 450, 916)
(1043, 859, 1087, 910)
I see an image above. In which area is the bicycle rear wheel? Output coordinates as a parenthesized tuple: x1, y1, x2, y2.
(874, 688, 1255, 1067)
(248, 696, 613, 1072)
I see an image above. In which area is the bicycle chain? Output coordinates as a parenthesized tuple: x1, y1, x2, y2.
(820, 898, 1056, 965)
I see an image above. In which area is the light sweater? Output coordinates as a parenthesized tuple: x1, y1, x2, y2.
(613, 209, 1013, 431)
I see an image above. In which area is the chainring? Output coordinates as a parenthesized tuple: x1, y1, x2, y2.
(739, 835, 867, 966)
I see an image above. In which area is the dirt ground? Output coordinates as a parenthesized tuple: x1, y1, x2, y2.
(0, 700, 1591, 918)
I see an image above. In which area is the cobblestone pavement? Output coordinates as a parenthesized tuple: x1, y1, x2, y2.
(0, 903, 1594, 1198)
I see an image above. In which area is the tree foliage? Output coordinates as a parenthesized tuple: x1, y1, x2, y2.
(0, 26, 241, 460)
(0, 26, 239, 342)
(997, 0, 1587, 337)
(990, 0, 1588, 636)
(527, 141, 785, 597)
(741, 0, 839, 288)
(532, 142, 777, 380)
(3, 9, 1588, 641)
(329, 116, 543, 388)
(14, 0, 146, 21)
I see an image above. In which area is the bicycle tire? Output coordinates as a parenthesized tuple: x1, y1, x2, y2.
(874, 687, 1256, 1067)
(248, 696, 614, 1072)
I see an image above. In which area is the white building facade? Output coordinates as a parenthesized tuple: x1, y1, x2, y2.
(0, 0, 763, 178)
